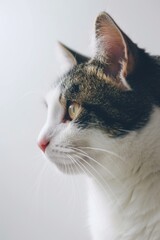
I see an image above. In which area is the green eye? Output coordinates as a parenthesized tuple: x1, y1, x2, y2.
(68, 102, 81, 120)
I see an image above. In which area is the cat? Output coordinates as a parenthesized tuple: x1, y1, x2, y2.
(37, 12, 160, 240)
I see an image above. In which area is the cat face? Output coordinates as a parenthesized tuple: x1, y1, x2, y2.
(37, 12, 153, 174)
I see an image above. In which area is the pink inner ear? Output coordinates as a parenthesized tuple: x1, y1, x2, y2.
(95, 13, 128, 77)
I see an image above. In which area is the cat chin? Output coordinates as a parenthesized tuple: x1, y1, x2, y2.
(44, 152, 81, 175)
(55, 162, 82, 175)
(47, 157, 81, 175)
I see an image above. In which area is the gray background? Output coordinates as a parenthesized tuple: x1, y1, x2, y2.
(1, 0, 160, 240)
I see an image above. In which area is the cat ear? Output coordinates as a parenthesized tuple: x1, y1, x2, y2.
(56, 42, 77, 73)
(94, 12, 136, 90)
(56, 42, 89, 74)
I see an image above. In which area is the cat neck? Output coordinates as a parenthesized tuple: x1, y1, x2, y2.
(87, 106, 160, 240)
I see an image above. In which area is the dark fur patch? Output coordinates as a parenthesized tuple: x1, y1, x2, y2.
(59, 47, 160, 138)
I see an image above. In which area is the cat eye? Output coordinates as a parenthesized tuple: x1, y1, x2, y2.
(68, 102, 81, 120)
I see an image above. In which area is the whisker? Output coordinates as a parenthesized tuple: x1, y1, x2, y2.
(67, 140, 127, 166)
(67, 154, 85, 175)
(67, 156, 79, 217)
(118, 128, 133, 134)
(68, 154, 115, 203)
(74, 153, 119, 203)
(70, 146, 120, 179)
(63, 157, 67, 175)
(14, 90, 44, 106)
(30, 160, 48, 202)
(78, 146, 128, 166)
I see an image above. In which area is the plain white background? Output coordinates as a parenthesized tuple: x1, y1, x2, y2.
(1, 0, 160, 240)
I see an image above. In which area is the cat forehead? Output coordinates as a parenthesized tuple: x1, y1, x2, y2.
(45, 86, 61, 106)
(45, 63, 122, 107)
(58, 63, 122, 104)
(61, 63, 117, 92)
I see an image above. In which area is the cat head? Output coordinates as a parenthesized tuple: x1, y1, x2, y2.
(37, 12, 153, 174)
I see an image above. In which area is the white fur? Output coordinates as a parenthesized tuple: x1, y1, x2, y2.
(38, 85, 160, 240)
(87, 107, 160, 240)
(55, 42, 77, 74)
(38, 87, 64, 145)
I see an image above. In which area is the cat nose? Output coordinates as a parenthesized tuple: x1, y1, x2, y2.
(38, 139, 49, 152)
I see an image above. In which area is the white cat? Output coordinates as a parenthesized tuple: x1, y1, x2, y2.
(38, 12, 160, 240)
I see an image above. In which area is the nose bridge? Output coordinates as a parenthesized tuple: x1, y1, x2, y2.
(38, 101, 64, 141)
(38, 123, 52, 146)
(38, 87, 65, 144)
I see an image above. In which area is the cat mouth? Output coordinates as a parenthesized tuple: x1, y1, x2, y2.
(45, 151, 82, 174)
(45, 146, 77, 165)
(44, 145, 89, 174)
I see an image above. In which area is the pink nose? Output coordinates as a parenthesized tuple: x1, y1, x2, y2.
(38, 139, 49, 152)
